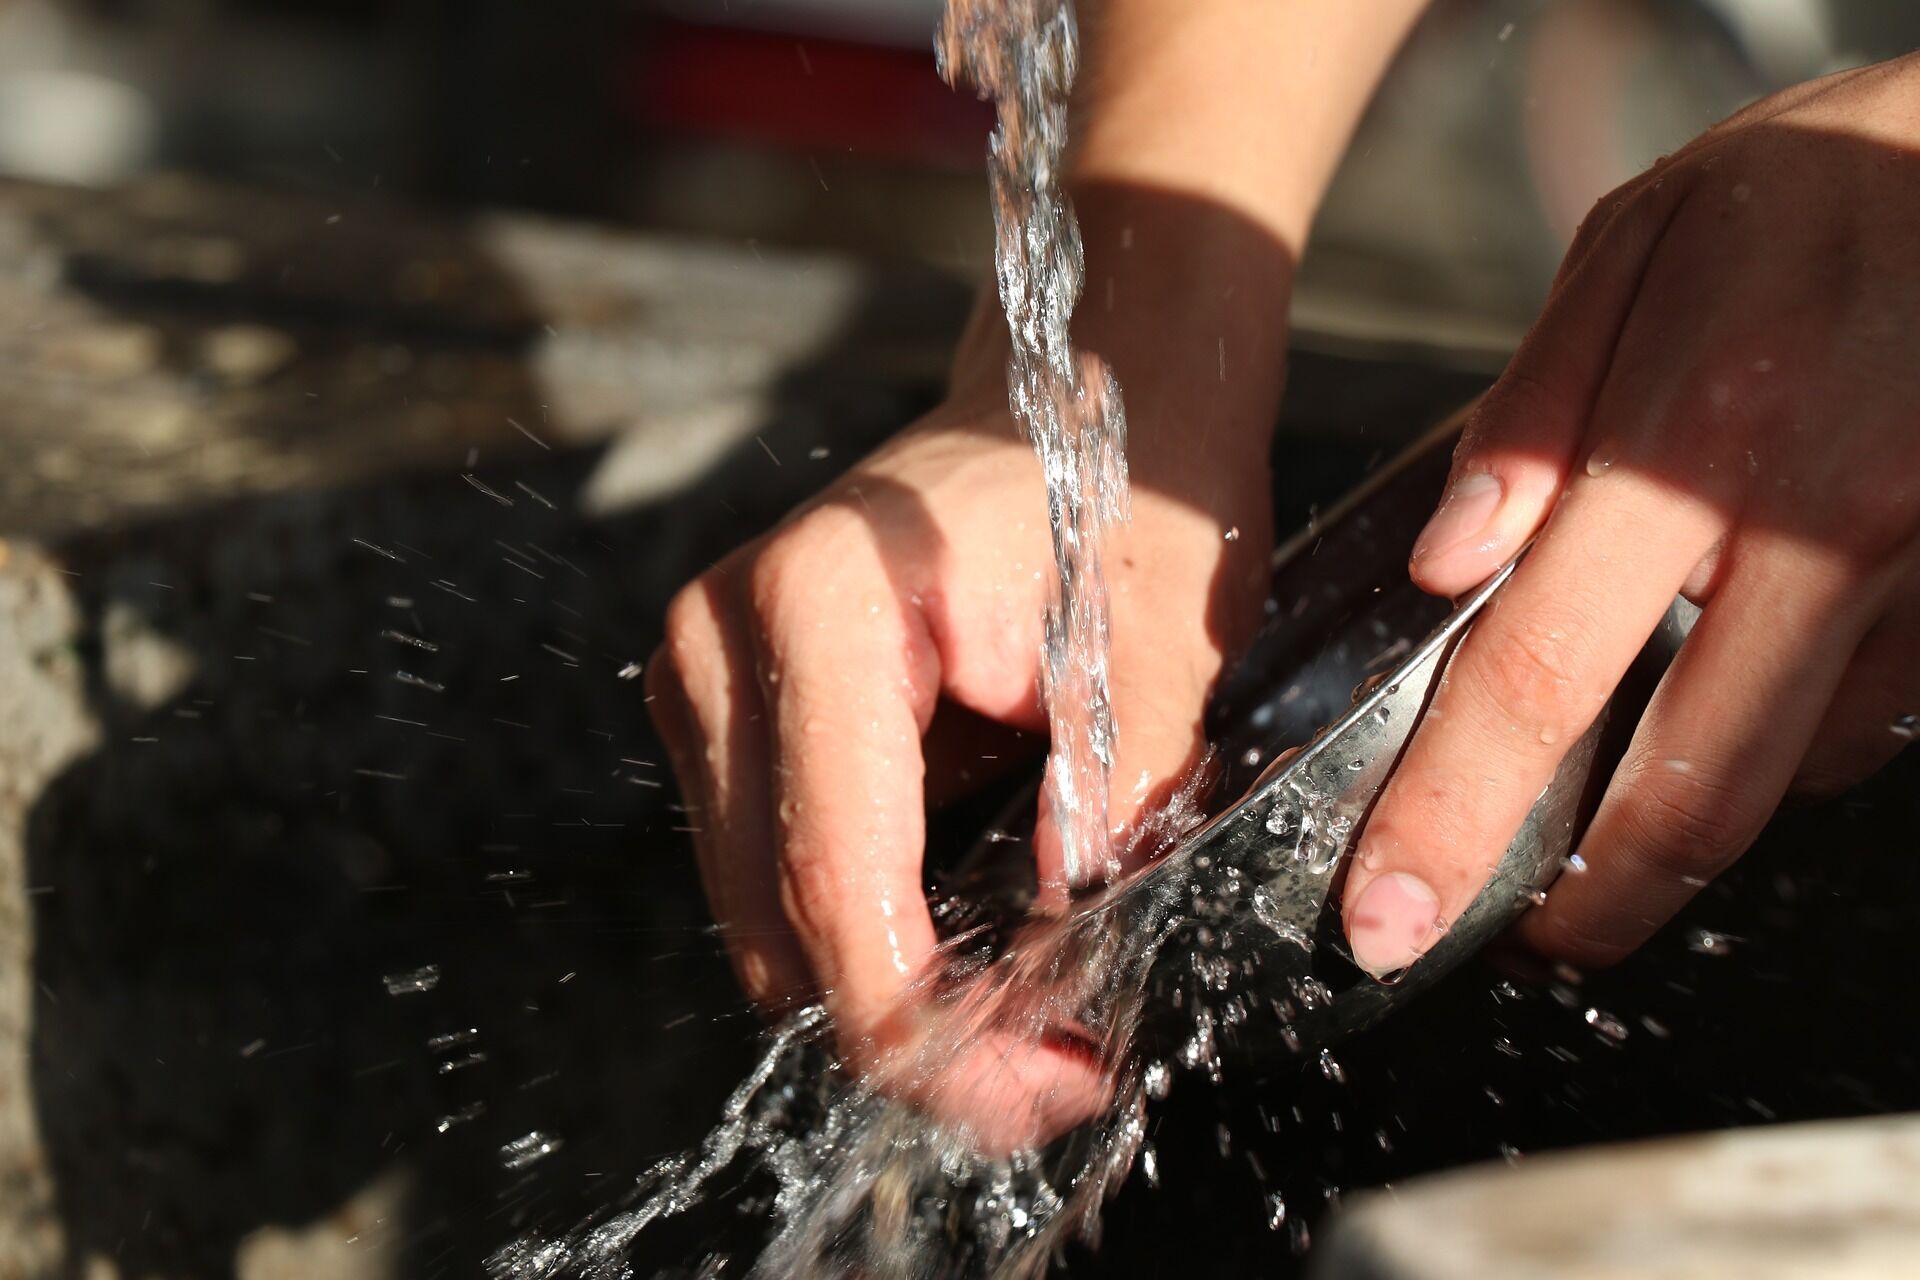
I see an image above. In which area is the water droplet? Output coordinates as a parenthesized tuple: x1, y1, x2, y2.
(1142, 1060, 1172, 1100)
(500, 1130, 564, 1170)
(1585, 442, 1619, 477)
(618, 661, 644, 680)
(1215, 1123, 1233, 1158)
(380, 628, 439, 652)
(1318, 1048, 1347, 1085)
(1251, 885, 1314, 951)
(1139, 1142, 1160, 1188)
(1223, 526, 1240, 542)
(1265, 1192, 1288, 1230)
(383, 964, 440, 995)
(1561, 852, 1589, 874)
(1891, 713, 1918, 741)
(1688, 929, 1734, 957)
(1584, 1006, 1630, 1042)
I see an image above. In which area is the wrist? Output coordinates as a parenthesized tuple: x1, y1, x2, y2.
(1068, 179, 1292, 464)
(948, 179, 1293, 457)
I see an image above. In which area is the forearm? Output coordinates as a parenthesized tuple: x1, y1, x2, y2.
(1072, 0, 1431, 256)
(1063, 0, 1433, 453)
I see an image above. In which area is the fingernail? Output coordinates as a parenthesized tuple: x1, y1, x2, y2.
(1411, 472, 1503, 569)
(1348, 871, 1442, 980)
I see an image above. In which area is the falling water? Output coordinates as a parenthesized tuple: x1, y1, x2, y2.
(939, 0, 1131, 890)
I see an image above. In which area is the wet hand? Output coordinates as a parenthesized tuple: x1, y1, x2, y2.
(647, 316, 1276, 1149)
(1343, 57, 1920, 979)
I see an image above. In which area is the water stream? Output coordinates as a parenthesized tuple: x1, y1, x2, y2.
(942, 0, 1131, 891)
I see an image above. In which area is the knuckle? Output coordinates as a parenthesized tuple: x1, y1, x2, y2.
(641, 642, 678, 711)
(662, 579, 717, 653)
(1566, 178, 1637, 257)
(1527, 908, 1638, 971)
(776, 853, 843, 954)
(747, 510, 861, 628)
(1613, 762, 1754, 879)
(1823, 471, 1920, 561)
(1468, 366, 1568, 450)
(1462, 612, 1594, 742)
(1793, 732, 1902, 800)
(660, 575, 743, 686)
(746, 540, 806, 629)
(1789, 760, 1861, 801)
(1569, 171, 1664, 259)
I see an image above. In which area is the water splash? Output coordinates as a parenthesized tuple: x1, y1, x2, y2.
(489, 782, 1215, 1280)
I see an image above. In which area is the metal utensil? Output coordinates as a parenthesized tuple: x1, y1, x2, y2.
(939, 414, 1693, 1063)
(1137, 420, 1694, 1059)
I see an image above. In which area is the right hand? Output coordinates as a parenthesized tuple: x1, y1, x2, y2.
(647, 303, 1277, 1151)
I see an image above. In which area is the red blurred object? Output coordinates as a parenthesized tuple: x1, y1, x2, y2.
(627, 20, 994, 170)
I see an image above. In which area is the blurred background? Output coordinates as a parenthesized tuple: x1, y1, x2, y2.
(2, 2, 1919, 1278)
(5, 0, 1918, 355)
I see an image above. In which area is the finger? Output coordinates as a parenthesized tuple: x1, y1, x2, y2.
(1029, 658, 1207, 900)
(1410, 168, 1692, 597)
(1030, 504, 1261, 897)
(1342, 472, 1724, 979)
(749, 513, 947, 1044)
(1521, 537, 1878, 964)
(652, 572, 812, 1007)
(1793, 572, 1920, 798)
(870, 1011, 1110, 1156)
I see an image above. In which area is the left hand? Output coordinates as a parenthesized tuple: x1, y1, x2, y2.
(1341, 55, 1920, 978)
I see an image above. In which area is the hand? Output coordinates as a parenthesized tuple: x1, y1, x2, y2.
(1342, 56, 1920, 979)
(648, 193, 1286, 1149)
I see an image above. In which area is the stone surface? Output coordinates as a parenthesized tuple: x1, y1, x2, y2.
(1317, 1114, 1920, 1280)
(0, 172, 971, 1280)
(0, 543, 92, 1279)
